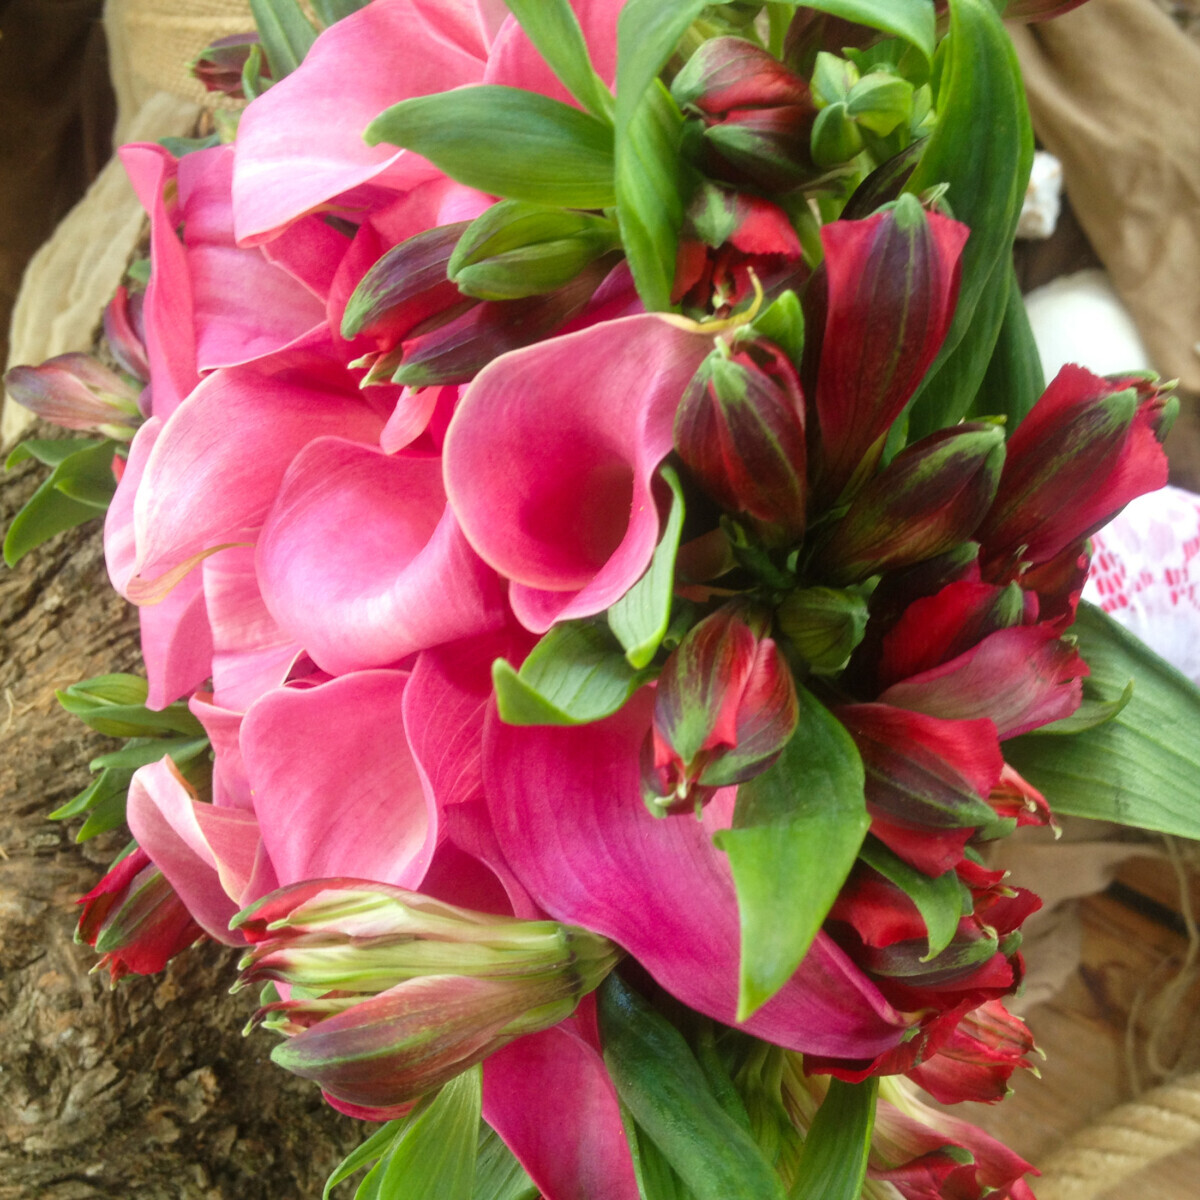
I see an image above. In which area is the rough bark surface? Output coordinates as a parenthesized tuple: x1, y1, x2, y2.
(0, 454, 360, 1200)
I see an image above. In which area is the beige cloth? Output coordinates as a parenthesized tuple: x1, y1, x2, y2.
(1011, 0, 1200, 392)
(2, 0, 254, 447)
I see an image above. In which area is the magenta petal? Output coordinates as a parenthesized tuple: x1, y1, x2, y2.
(189, 695, 253, 811)
(140, 568, 214, 710)
(232, 0, 486, 244)
(485, 693, 908, 1057)
(129, 340, 384, 598)
(445, 315, 712, 632)
(483, 1019, 639, 1200)
(259, 214, 352, 304)
(203, 546, 302, 711)
(240, 671, 436, 888)
(256, 438, 508, 674)
(119, 144, 197, 418)
(126, 758, 267, 941)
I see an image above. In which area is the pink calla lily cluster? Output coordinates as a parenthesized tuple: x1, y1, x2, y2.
(11, 0, 1184, 1196)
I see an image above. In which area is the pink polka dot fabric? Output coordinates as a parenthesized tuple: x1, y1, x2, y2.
(1083, 486, 1200, 684)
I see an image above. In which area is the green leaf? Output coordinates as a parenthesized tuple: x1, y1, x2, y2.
(6, 437, 105, 469)
(366, 87, 616, 209)
(608, 466, 686, 668)
(968, 261, 1045, 429)
(782, 2, 935, 67)
(714, 687, 869, 1020)
(312, 0, 370, 27)
(598, 976, 787, 1200)
(49, 766, 131, 822)
(77, 785, 133, 842)
(324, 1120, 409, 1199)
(493, 621, 654, 726)
(57, 674, 206, 739)
(858, 836, 964, 960)
(788, 1079, 878, 1200)
(501, 0, 614, 120)
(378, 1067, 482, 1200)
(1005, 602, 1200, 839)
(744, 290, 804, 368)
(4, 472, 105, 567)
(158, 133, 222, 157)
(620, 1103, 696, 1200)
(249, 0, 317, 79)
(241, 42, 270, 101)
(903, 0, 1033, 438)
(90, 735, 211, 772)
(472, 1124, 539, 1200)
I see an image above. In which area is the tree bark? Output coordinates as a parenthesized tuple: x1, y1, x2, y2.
(0, 454, 360, 1200)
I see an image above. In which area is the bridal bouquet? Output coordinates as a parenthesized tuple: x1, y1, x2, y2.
(9, 1, 1200, 1197)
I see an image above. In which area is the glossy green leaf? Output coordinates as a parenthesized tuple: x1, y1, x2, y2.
(903, 0, 1033, 438)
(6, 436, 105, 469)
(249, 0, 317, 79)
(858, 836, 965, 960)
(77, 785, 133, 842)
(502, 0, 614, 120)
(57, 674, 206, 739)
(782, 1, 935, 66)
(49, 767, 131, 823)
(90, 735, 211, 773)
(714, 687, 869, 1020)
(3, 472, 105, 567)
(598, 976, 787, 1200)
(788, 1079, 878, 1200)
(968, 261, 1045, 429)
(1005, 602, 1200, 839)
(378, 1066, 481, 1200)
(471, 1125, 539, 1200)
(366, 87, 616, 209)
(323, 1119, 408, 1199)
(608, 466, 686, 668)
(493, 621, 654, 726)
(619, 1104, 696, 1200)
(312, 0, 370, 27)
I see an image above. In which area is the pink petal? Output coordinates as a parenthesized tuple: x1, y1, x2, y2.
(444, 315, 712, 632)
(104, 416, 161, 598)
(189, 695, 253, 810)
(485, 693, 909, 1058)
(256, 437, 508, 674)
(259, 214, 353, 304)
(232, 0, 486, 244)
(119, 144, 197, 418)
(380, 386, 446, 453)
(140, 568, 214, 710)
(202, 546, 302, 711)
(240, 671, 436, 888)
(129, 336, 384, 599)
(483, 1018, 640, 1200)
(126, 757, 270, 941)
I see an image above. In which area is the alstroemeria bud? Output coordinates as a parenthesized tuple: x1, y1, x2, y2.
(447, 200, 620, 301)
(818, 423, 1005, 584)
(978, 364, 1175, 579)
(341, 222, 477, 349)
(810, 101, 864, 168)
(672, 36, 818, 189)
(675, 340, 807, 543)
(846, 72, 914, 138)
(192, 32, 266, 98)
(777, 586, 868, 673)
(76, 847, 203, 985)
(641, 605, 799, 816)
(233, 880, 620, 1110)
(102, 285, 150, 384)
(5, 353, 142, 439)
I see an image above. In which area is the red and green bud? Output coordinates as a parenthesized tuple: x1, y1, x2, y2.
(672, 36, 818, 189)
(234, 880, 620, 1110)
(102, 285, 150, 384)
(191, 32, 266, 98)
(341, 222, 477, 349)
(777, 585, 869, 673)
(446, 199, 620, 301)
(816, 423, 1006, 584)
(804, 195, 969, 503)
(76, 847, 203, 985)
(5, 353, 143, 439)
(978, 364, 1175, 579)
(674, 339, 807, 543)
(641, 605, 799, 816)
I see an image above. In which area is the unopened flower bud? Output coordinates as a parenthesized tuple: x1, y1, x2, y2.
(447, 200, 620, 301)
(777, 586, 868, 673)
(76, 847, 203, 984)
(233, 880, 621, 1110)
(641, 605, 799, 816)
(191, 32, 266, 98)
(810, 101, 864, 168)
(102, 286, 150, 384)
(817, 423, 1006, 584)
(675, 340, 807, 544)
(5, 353, 142, 439)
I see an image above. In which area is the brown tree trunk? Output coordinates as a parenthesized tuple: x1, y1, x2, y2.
(0, 455, 360, 1199)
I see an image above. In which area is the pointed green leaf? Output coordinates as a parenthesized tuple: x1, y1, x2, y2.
(472, 1124, 539, 1200)
(49, 767, 129, 822)
(858, 836, 965, 961)
(788, 1079, 878, 1200)
(90, 735, 211, 772)
(324, 1120, 408, 1199)
(57, 674, 206, 738)
(967, 261, 1045, 429)
(619, 1102, 696, 1200)
(312, 0, 370, 27)
(379, 1066, 481, 1200)
(904, 0, 1033, 438)
(493, 620, 654, 726)
(76, 784, 134, 842)
(598, 976, 787, 1200)
(1005, 602, 1200, 839)
(366, 87, 616, 209)
(49, 439, 121, 507)
(249, 0, 317, 79)
(609, 466, 686, 668)
(714, 688, 868, 1020)
(6, 437, 105, 469)
(744, 290, 805, 369)
(501, 0, 614, 120)
(3, 472, 105, 566)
